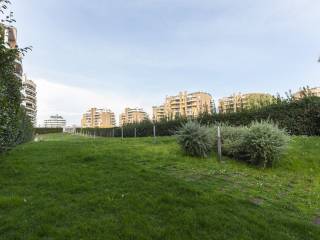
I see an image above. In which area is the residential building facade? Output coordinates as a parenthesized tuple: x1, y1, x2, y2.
(81, 108, 116, 128)
(153, 91, 214, 121)
(119, 108, 148, 126)
(1, 24, 23, 79)
(152, 105, 165, 122)
(293, 87, 320, 99)
(44, 115, 66, 128)
(21, 74, 37, 126)
(218, 93, 274, 113)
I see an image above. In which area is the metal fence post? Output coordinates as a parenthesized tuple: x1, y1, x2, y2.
(134, 128, 137, 138)
(112, 128, 115, 138)
(217, 126, 222, 162)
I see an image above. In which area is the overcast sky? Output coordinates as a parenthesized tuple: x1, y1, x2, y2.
(12, 0, 320, 126)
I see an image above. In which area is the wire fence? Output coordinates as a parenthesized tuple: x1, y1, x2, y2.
(73, 124, 180, 138)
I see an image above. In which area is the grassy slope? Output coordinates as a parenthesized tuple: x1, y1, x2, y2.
(0, 134, 319, 240)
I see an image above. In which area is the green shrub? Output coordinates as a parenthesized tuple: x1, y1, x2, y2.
(0, 27, 22, 153)
(211, 122, 289, 167)
(0, 26, 34, 153)
(16, 107, 34, 144)
(176, 122, 214, 158)
(212, 125, 248, 159)
(243, 122, 289, 167)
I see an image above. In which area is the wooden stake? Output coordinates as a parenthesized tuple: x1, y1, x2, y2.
(217, 126, 222, 162)
(153, 125, 156, 143)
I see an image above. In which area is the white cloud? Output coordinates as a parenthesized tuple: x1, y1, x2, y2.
(35, 79, 153, 127)
(19, 0, 320, 124)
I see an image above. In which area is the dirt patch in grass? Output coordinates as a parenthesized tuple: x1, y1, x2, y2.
(250, 197, 264, 206)
(313, 217, 320, 225)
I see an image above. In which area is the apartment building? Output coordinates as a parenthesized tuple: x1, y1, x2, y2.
(44, 115, 66, 128)
(2, 23, 18, 48)
(1, 24, 23, 78)
(119, 108, 149, 126)
(218, 93, 274, 113)
(21, 74, 37, 125)
(293, 87, 320, 99)
(1, 24, 23, 76)
(152, 105, 165, 122)
(153, 91, 214, 121)
(81, 108, 116, 128)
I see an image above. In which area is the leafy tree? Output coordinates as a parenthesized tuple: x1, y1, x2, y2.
(0, 25, 22, 151)
(0, 1, 33, 153)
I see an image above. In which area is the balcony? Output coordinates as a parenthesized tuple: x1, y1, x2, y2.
(24, 91, 36, 97)
(170, 102, 180, 105)
(14, 72, 23, 80)
(14, 58, 23, 65)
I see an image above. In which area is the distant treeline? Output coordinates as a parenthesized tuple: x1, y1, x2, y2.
(76, 96, 320, 137)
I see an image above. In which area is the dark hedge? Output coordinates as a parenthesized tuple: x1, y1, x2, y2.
(199, 96, 320, 136)
(35, 128, 64, 135)
(75, 97, 320, 138)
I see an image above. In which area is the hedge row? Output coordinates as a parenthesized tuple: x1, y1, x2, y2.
(76, 119, 186, 138)
(199, 96, 320, 136)
(34, 128, 64, 135)
(76, 97, 319, 138)
(0, 26, 34, 153)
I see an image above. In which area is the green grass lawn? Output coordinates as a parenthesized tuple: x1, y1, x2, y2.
(0, 134, 319, 240)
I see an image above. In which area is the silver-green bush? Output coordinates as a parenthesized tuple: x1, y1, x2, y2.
(176, 122, 214, 158)
(243, 122, 289, 167)
(212, 124, 248, 159)
(211, 122, 289, 167)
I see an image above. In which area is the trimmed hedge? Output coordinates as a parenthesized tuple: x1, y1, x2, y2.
(75, 97, 320, 138)
(199, 97, 320, 136)
(35, 128, 63, 135)
(76, 119, 186, 138)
